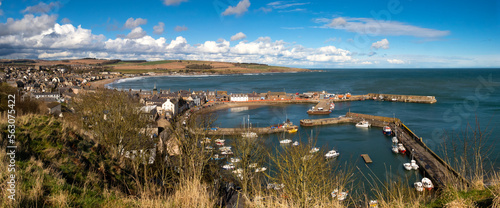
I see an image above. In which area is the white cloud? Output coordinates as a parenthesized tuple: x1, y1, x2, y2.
(197, 40, 230, 53)
(22, 2, 60, 14)
(126, 27, 147, 39)
(174, 25, 188, 32)
(124, 17, 147, 29)
(163, 0, 188, 6)
(153, 22, 165, 35)
(387, 59, 405, 64)
(324, 17, 450, 38)
(222, 0, 250, 16)
(230, 32, 246, 41)
(0, 14, 57, 37)
(270, 2, 309, 9)
(38, 51, 71, 59)
(371, 38, 389, 49)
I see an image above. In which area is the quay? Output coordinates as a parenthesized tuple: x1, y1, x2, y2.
(198, 125, 299, 136)
(300, 112, 467, 189)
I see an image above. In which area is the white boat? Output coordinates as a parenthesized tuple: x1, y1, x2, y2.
(220, 151, 233, 155)
(200, 137, 211, 144)
(398, 143, 406, 154)
(403, 163, 412, 170)
(414, 182, 424, 192)
(219, 146, 232, 152)
(211, 154, 224, 160)
(310, 147, 320, 153)
(230, 158, 241, 163)
(369, 200, 379, 208)
(325, 150, 340, 158)
(392, 145, 399, 153)
(422, 177, 434, 190)
(331, 189, 348, 201)
(411, 160, 419, 170)
(248, 163, 257, 168)
(205, 146, 214, 150)
(215, 139, 225, 146)
(356, 120, 371, 128)
(392, 137, 398, 143)
(255, 167, 267, 172)
(302, 154, 313, 160)
(242, 132, 258, 138)
(292, 141, 299, 146)
(279, 139, 292, 144)
(222, 164, 235, 170)
(383, 126, 392, 135)
(273, 183, 285, 190)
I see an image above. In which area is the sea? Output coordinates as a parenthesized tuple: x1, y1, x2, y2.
(107, 68, 500, 192)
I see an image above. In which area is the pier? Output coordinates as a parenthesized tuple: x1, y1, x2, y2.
(198, 125, 299, 136)
(300, 112, 467, 189)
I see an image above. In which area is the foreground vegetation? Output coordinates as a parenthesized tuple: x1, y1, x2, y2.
(1, 89, 499, 207)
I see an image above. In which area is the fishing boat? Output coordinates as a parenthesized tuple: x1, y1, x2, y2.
(356, 120, 371, 128)
(421, 177, 434, 190)
(392, 145, 399, 153)
(280, 139, 292, 144)
(325, 150, 340, 158)
(414, 182, 424, 192)
(411, 159, 419, 170)
(310, 147, 320, 153)
(215, 139, 225, 146)
(398, 143, 406, 154)
(292, 141, 299, 146)
(392, 137, 398, 143)
(403, 162, 412, 170)
(383, 126, 392, 135)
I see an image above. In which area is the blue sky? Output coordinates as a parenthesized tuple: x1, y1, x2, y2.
(0, 0, 499, 68)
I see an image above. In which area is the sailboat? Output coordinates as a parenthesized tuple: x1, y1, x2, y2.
(241, 115, 258, 138)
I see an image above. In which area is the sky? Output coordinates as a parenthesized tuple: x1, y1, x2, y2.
(0, 0, 499, 68)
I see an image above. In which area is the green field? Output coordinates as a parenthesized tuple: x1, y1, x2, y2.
(139, 60, 175, 65)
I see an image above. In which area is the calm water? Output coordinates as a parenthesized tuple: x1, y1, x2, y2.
(109, 68, 500, 189)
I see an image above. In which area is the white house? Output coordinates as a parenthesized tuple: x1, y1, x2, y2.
(161, 99, 178, 116)
(230, 93, 248, 102)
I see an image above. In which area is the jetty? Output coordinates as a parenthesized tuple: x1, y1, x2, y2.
(300, 112, 467, 189)
(307, 100, 332, 115)
(197, 124, 299, 136)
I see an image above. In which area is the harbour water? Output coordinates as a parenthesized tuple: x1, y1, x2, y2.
(108, 68, 500, 190)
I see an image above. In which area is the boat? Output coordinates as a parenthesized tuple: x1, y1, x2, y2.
(287, 128, 298, 133)
(205, 146, 214, 150)
(392, 137, 398, 143)
(369, 200, 379, 208)
(301, 154, 313, 160)
(421, 177, 434, 190)
(398, 143, 406, 154)
(215, 139, 225, 146)
(411, 159, 419, 170)
(248, 163, 257, 168)
(292, 141, 299, 146)
(310, 147, 320, 153)
(220, 151, 233, 155)
(232, 168, 243, 174)
(219, 146, 232, 152)
(330, 103, 335, 110)
(200, 137, 211, 144)
(383, 126, 392, 135)
(242, 132, 258, 138)
(222, 164, 235, 170)
(255, 167, 267, 172)
(403, 162, 412, 170)
(230, 158, 241, 163)
(325, 150, 340, 158)
(392, 145, 399, 153)
(414, 182, 424, 192)
(355, 120, 371, 128)
(331, 189, 348, 201)
(211, 154, 224, 160)
(279, 139, 292, 144)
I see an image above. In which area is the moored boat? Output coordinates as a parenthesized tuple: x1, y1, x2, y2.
(398, 143, 406, 154)
(280, 139, 292, 144)
(383, 126, 392, 135)
(414, 182, 424, 192)
(403, 162, 412, 170)
(392, 137, 398, 143)
(422, 177, 434, 190)
(325, 150, 340, 158)
(292, 141, 299, 146)
(392, 145, 399, 153)
(356, 120, 371, 128)
(310, 147, 320, 153)
(287, 128, 298, 133)
(411, 159, 419, 170)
